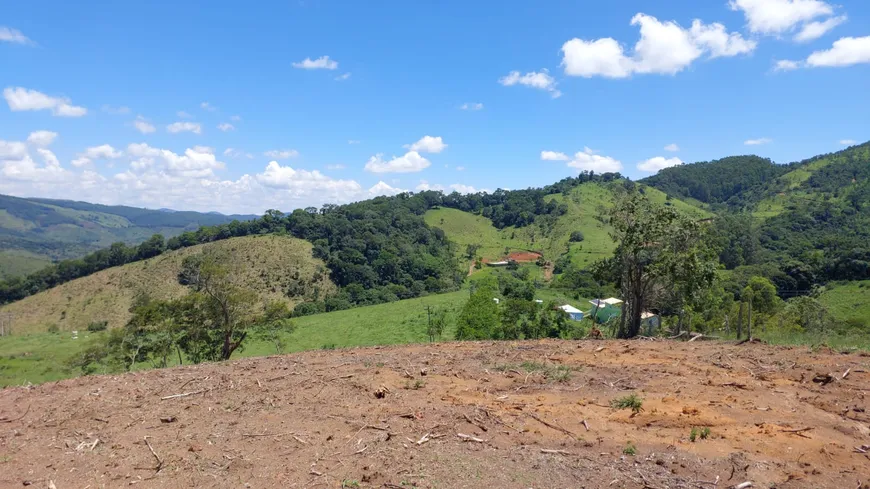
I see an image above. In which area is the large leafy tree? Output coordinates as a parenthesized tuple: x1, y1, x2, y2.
(594, 189, 718, 338)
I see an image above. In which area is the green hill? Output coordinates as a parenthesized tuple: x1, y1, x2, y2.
(0, 235, 336, 335)
(0, 194, 255, 279)
(426, 181, 710, 269)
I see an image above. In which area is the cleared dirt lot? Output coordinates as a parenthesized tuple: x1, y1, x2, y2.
(2, 339, 870, 488)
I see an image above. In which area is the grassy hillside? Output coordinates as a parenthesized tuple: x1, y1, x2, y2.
(426, 182, 711, 269)
(0, 193, 255, 279)
(0, 235, 336, 335)
(819, 281, 870, 326)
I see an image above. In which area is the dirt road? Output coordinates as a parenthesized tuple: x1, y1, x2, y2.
(2, 340, 869, 488)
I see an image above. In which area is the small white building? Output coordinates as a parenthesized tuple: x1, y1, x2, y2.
(559, 304, 584, 321)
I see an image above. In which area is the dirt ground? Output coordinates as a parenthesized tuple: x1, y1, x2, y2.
(508, 251, 543, 263)
(2, 339, 870, 488)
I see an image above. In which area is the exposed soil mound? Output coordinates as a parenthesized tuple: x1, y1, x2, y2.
(2, 340, 869, 488)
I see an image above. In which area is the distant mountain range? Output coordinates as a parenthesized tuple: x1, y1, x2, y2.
(0, 194, 256, 279)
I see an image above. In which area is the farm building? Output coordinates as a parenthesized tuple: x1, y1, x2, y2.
(486, 261, 510, 267)
(558, 304, 584, 321)
(587, 297, 623, 323)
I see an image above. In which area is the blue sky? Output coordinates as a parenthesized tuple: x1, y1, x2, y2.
(1, 0, 869, 214)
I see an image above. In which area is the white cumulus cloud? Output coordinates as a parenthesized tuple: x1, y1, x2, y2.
(364, 151, 431, 173)
(498, 70, 561, 98)
(102, 105, 131, 115)
(664, 143, 680, 152)
(638, 156, 684, 172)
(795, 15, 847, 42)
(729, 0, 834, 36)
(133, 117, 156, 134)
(405, 136, 447, 154)
(293, 56, 339, 70)
(167, 122, 202, 134)
(840, 139, 857, 145)
(774, 59, 801, 71)
(27, 131, 58, 147)
(218, 123, 235, 132)
(335, 72, 351, 81)
(368, 181, 406, 197)
(459, 102, 484, 111)
(200, 102, 216, 112)
(561, 14, 755, 79)
(541, 151, 570, 161)
(3, 87, 87, 117)
(806, 36, 870, 67)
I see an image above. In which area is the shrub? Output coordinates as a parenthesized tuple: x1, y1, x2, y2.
(569, 231, 585, 243)
(87, 321, 108, 332)
(611, 394, 644, 414)
(623, 442, 637, 456)
(46, 324, 60, 334)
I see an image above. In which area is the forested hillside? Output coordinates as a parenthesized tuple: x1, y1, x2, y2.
(0, 194, 255, 279)
(648, 141, 870, 295)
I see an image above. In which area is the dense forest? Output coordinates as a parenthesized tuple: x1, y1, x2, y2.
(641, 155, 792, 207)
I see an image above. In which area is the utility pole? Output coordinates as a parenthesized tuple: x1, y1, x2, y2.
(747, 296, 753, 341)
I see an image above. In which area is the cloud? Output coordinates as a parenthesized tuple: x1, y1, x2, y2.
(1, 143, 383, 214)
(200, 101, 216, 111)
(167, 122, 202, 134)
(460, 102, 484, 111)
(415, 181, 488, 194)
(27, 131, 58, 147)
(102, 105, 131, 115)
(3, 87, 87, 117)
(774, 59, 801, 71)
(415, 180, 445, 192)
(840, 139, 857, 145)
(637, 156, 684, 172)
(744, 137, 772, 145)
(564, 147, 623, 172)
(729, 0, 834, 35)
(217, 123, 235, 132)
(292, 56, 339, 70)
(405, 136, 447, 154)
(664, 143, 680, 152)
(541, 151, 570, 161)
(561, 14, 754, 79)
(498, 70, 561, 98)
(335, 72, 351, 81)
(177, 111, 193, 119)
(364, 151, 431, 173)
(37, 148, 59, 167)
(795, 15, 847, 42)
(264, 149, 299, 159)
(86, 144, 124, 160)
(133, 117, 156, 134)
(455, 166, 466, 171)
(368, 181, 406, 197)
(223, 148, 253, 159)
(0, 27, 32, 45)
(230, 115, 241, 121)
(0, 140, 28, 160)
(325, 164, 346, 170)
(348, 140, 361, 145)
(806, 36, 870, 67)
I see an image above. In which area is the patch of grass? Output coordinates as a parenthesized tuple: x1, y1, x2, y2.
(340, 480, 360, 488)
(689, 427, 698, 442)
(611, 394, 644, 414)
(700, 427, 711, 440)
(622, 442, 637, 456)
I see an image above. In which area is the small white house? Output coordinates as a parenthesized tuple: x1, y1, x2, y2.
(487, 261, 510, 267)
(493, 298, 500, 304)
(559, 304, 584, 321)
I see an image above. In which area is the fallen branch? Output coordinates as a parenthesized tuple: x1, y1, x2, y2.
(732, 483, 752, 489)
(463, 413, 488, 432)
(540, 448, 573, 455)
(143, 436, 163, 472)
(528, 413, 575, 437)
(721, 382, 748, 390)
(581, 419, 590, 431)
(416, 433, 431, 445)
(688, 333, 720, 342)
(160, 389, 207, 400)
(353, 445, 368, 455)
(781, 427, 813, 434)
(843, 368, 851, 379)
(457, 433, 486, 443)
(0, 403, 30, 423)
